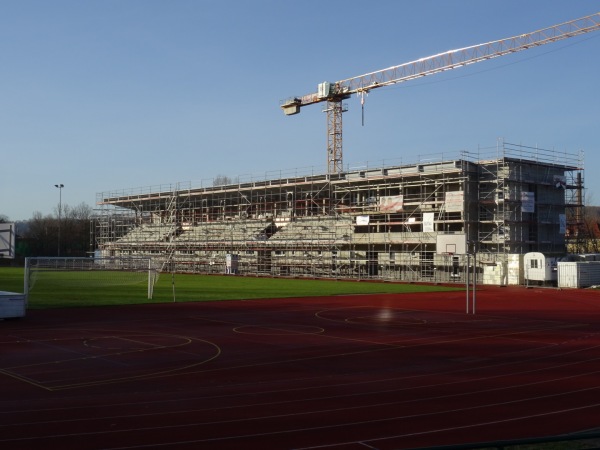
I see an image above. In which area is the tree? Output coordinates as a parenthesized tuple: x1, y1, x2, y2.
(61, 202, 93, 256)
(213, 174, 233, 186)
(566, 201, 600, 254)
(581, 206, 600, 253)
(22, 211, 56, 256)
(19, 203, 94, 257)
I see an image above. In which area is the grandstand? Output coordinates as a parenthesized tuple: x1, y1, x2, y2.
(94, 141, 584, 284)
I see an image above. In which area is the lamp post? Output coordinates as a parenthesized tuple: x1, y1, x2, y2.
(55, 184, 64, 256)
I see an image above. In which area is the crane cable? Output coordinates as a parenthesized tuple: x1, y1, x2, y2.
(359, 90, 367, 126)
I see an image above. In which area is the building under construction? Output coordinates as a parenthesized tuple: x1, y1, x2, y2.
(94, 141, 583, 285)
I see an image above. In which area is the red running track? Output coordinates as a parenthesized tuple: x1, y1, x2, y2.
(1, 285, 599, 449)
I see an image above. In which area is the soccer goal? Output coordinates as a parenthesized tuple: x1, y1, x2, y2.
(24, 256, 160, 302)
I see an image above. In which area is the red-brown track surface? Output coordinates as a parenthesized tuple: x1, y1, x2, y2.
(1, 285, 600, 449)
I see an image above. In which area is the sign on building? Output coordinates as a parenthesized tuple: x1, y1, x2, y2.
(521, 191, 535, 213)
(379, 195, 404, 212)
(444, 191, 464, 212)
(356, 215, 370, 225)
(423, 212, 435, 232)
(559, 214, 566, 234)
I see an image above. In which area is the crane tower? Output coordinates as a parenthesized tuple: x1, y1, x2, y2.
(281, 12, 600, 174)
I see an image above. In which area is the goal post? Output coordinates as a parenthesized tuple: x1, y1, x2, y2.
(24, 256, 160, 302)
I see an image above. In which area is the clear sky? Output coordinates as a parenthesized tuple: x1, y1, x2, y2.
(2, 0, 599, 221)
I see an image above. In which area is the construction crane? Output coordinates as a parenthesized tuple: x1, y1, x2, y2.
(281, 12, 600, 174)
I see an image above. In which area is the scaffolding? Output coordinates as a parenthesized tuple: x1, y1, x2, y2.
(94, 141, 583, 284)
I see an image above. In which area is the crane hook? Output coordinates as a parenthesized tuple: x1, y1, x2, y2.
(358, 90, 368, 126)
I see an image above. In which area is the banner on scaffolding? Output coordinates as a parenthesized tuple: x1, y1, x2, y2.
(379, 195, 404, 212)
(444, 191, 464, 212)
(559, 213, 566, 234)
(553, 175, 566, 189)
(521, 191, 535, 213)
(423, 212, 435, 232)
(356, 215, 370, 225)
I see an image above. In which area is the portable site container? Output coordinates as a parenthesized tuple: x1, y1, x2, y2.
(225, 253, 239, 274)
(524, 252, 558, 283)
(0, 291, 26, 319)
(557, 261, 600, 288)
(578, 254, 600, 262)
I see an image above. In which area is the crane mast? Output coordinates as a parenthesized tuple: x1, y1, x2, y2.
(282, 12, 600, 174)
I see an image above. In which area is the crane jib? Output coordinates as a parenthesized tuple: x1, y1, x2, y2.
(280, 12, 600, 173)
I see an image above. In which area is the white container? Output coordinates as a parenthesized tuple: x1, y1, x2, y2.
(0, 291, 26, 318)
(558, 261, 600, 288)
(524, 252, 558, 282)
(225, 253, 239, 274)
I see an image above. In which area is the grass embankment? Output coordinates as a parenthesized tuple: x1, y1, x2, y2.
(0, 267, 460, 309)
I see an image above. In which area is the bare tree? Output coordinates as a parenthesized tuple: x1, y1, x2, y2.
(23, 211, 56, 256)
(566, 191, 600, 254)
(20, 203, 94, 257)
(582, 206, 600, 253)
(213, 174, 233, 187)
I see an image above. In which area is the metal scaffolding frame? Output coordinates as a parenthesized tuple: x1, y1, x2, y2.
(93, 142, 583, 284)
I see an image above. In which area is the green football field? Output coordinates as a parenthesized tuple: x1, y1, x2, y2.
(0, 267, 461, 309)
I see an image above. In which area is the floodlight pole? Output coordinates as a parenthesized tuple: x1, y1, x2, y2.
(55, 184, 64, 256)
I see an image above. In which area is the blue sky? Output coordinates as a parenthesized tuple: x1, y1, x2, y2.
(2, 0, 599, 221)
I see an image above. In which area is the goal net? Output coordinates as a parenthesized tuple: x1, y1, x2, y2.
(25, 257, 160, 302)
